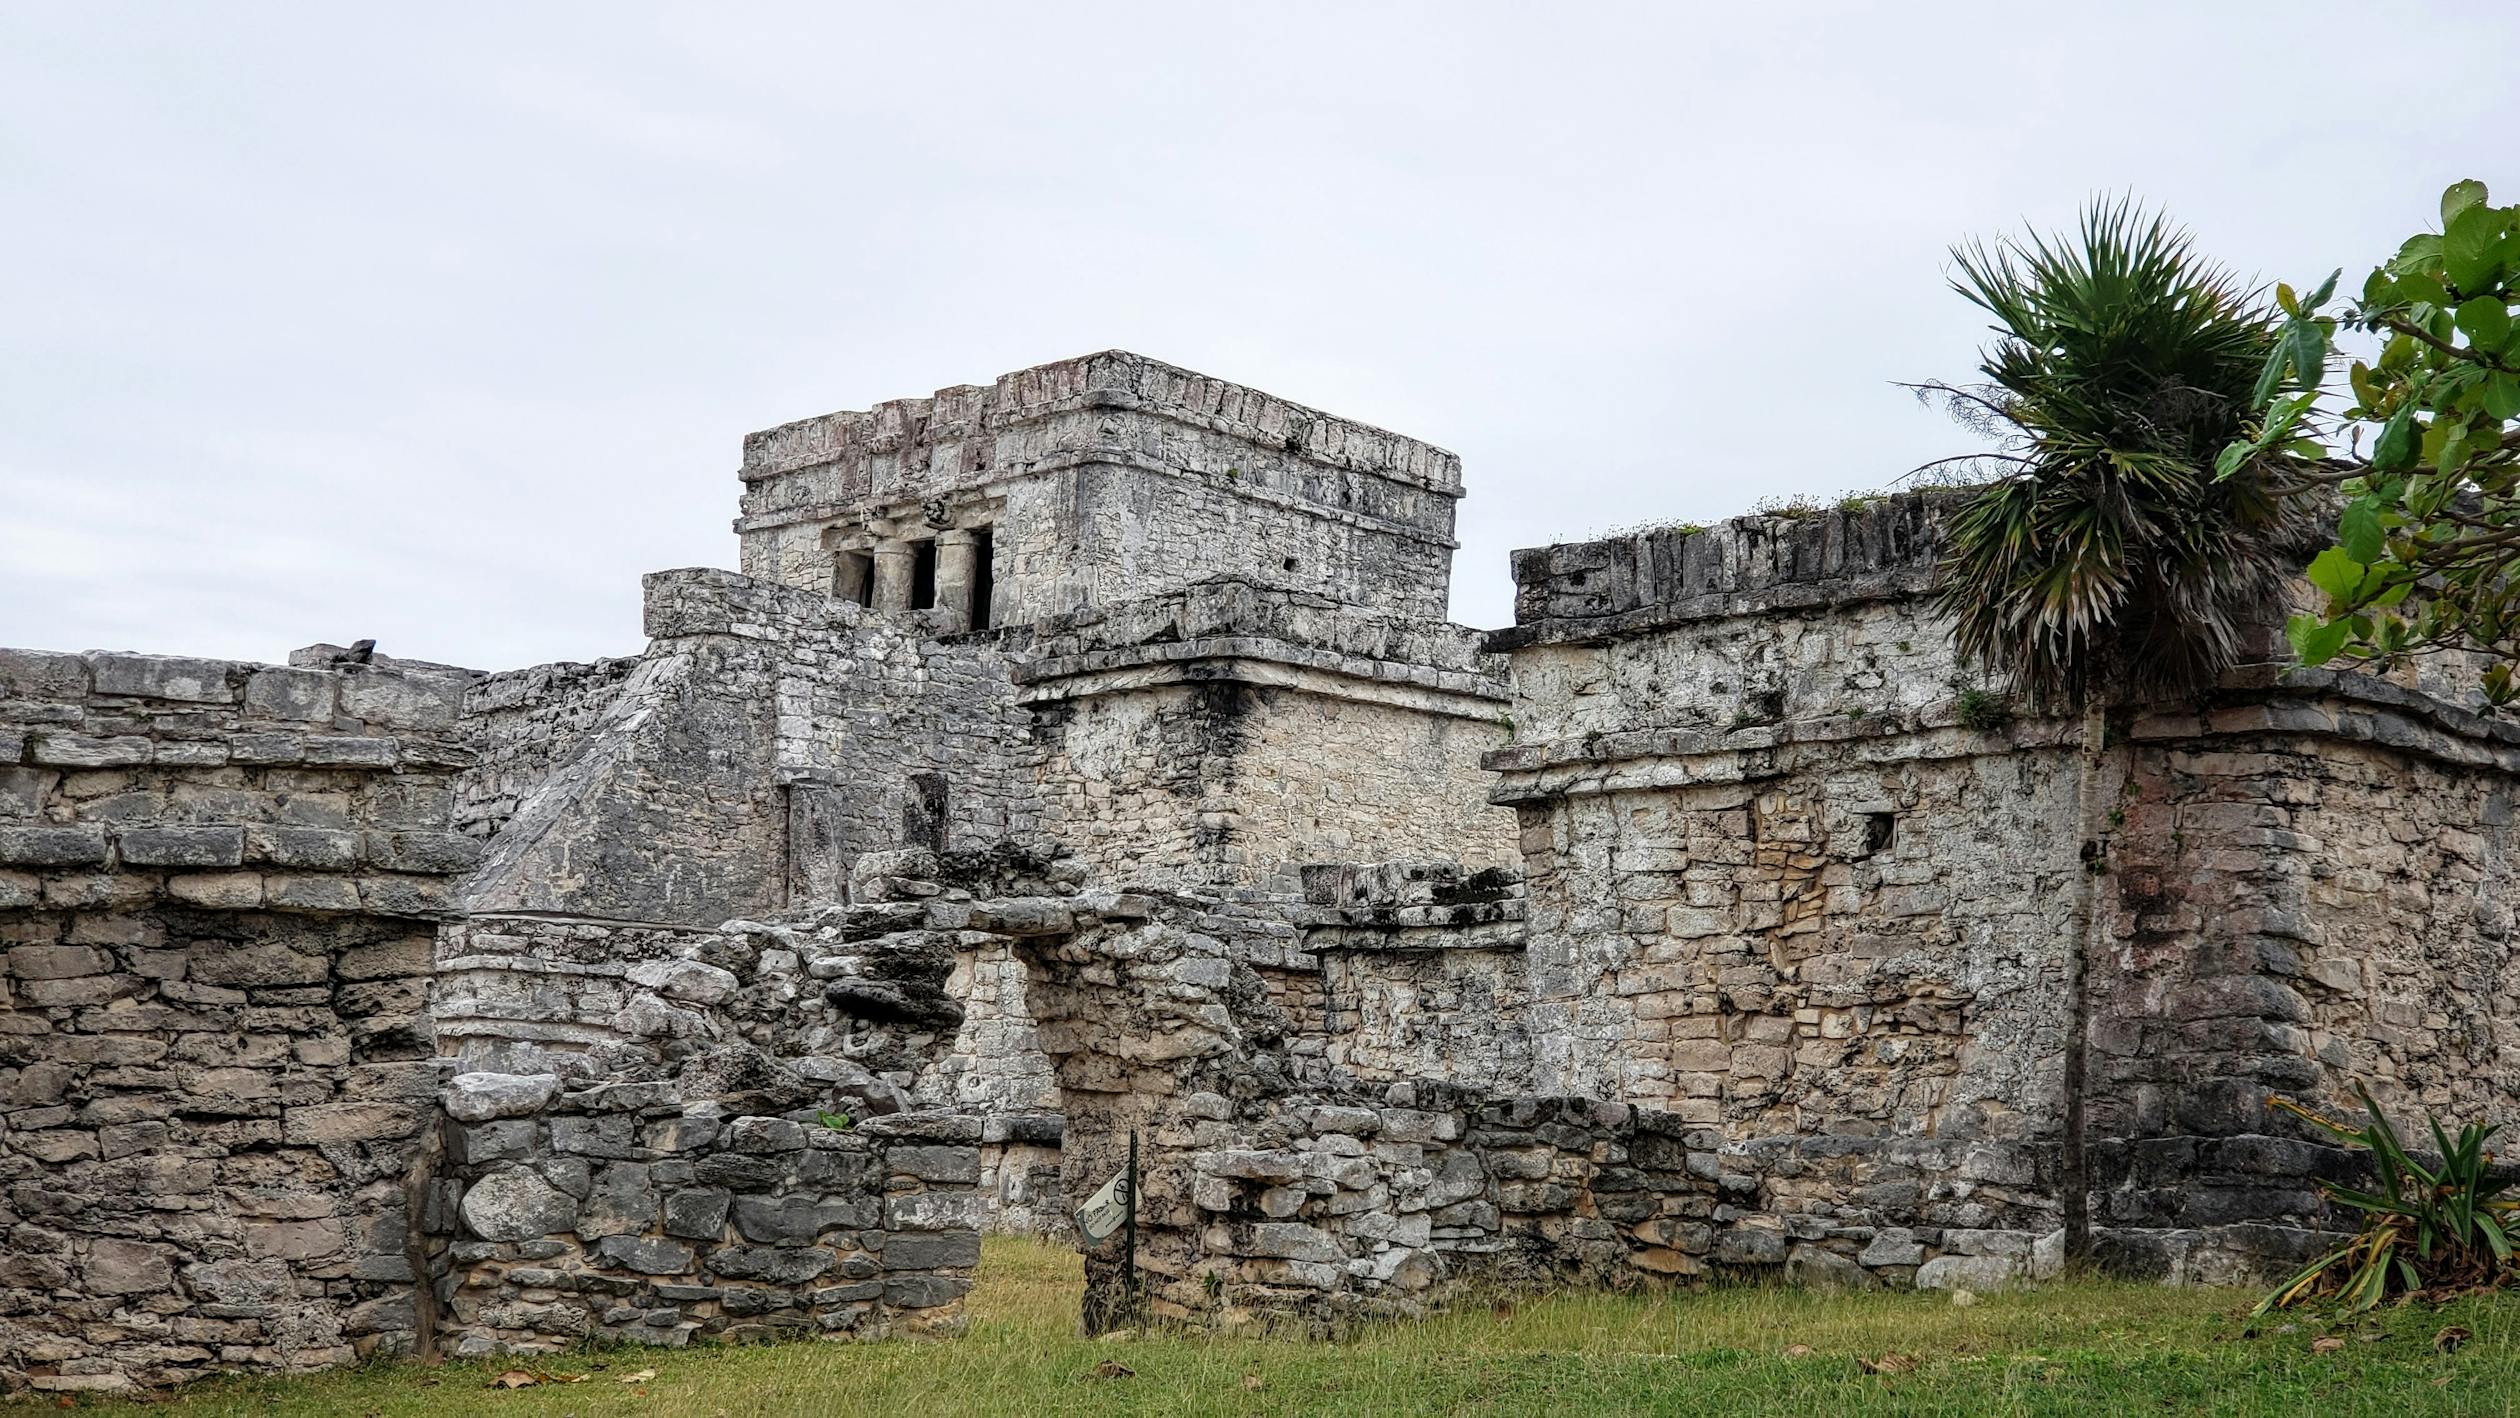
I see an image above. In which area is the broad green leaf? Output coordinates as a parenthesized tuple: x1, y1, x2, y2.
(2306, 267, 2340, 309)
(2373, 404, 2418, 471)
(2456, 296, 2512, 352)
(2380, 332, 2417, 372)
(2391, 233, 2445, 275)
(2339, 500, 2386, 564)
(2306, 546, 2367, 603)
(2289, 318, 2327, 386)
(2214, 440, 2252, 480)
(2349, 361, 2382, 412)
(2397, 273, 2452, 309)
(2441, 426, 2471, 475)
(2446, 205, 2505, 293)
(2276, 282, 2299, 316)
(2444, 180, 2491, 226)
(2288, 614, 2352, 665)
(2487, 373, 2520, 422)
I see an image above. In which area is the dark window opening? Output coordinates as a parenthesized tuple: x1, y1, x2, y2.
(834, 550, 874, 607)
(1282, 556, 1298, 573)
(1864, 812, 1898, 856)
(909, 539, 937, 611)
(969, 527, 996, 630)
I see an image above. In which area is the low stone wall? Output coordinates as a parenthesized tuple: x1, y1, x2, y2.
(431, 1059, 982, 1352)
(1290, 862, 1530, 1090)
(0, 646, 478, 1396)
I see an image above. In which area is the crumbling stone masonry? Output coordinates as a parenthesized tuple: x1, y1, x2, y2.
(8, 350, 2518, 1392)
(0, 648, 475, 1393)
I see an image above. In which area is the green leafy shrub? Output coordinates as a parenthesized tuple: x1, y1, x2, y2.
(817, 1109, 854, 1132)
(2255, 1086, 2519, 1314)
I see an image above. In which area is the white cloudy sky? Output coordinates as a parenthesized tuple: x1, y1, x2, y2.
(4, 2, 2514, 668)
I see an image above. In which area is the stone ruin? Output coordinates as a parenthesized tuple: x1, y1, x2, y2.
(6, 349, 2519, 1393)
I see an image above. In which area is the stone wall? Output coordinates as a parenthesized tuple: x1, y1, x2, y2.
(455, 657, 638, 841)
(431, 1062, 982, 1353)
(1488, 491, 2520, 1280)
(735, 352, 1465, 622)
(1020, 579, 1518, 894)
(0, 647, 478, 1395)
(465, 570, 1037, 924)
(1003, 870, 2059, 1331)
(1291, 862, 1531, 1092)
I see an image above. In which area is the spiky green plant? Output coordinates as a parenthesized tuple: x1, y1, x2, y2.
(2256, 1087, 2519, 1314)
(1913, 200, 2303, 1263)
(1924, 199, 2303, 706)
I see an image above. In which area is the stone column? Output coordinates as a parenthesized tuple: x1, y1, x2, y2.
(933, 529, 979, 632)
(871, 539, 915, 615)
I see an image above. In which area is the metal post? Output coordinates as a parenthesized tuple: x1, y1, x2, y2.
(1123, 1129, 1139, 1317)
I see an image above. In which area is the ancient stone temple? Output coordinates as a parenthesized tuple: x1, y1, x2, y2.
(5, 350, 2516, 1393)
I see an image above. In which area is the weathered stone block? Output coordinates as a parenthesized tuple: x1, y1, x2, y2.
(246, 826, 361, 870)
(885, 1144, 978, 1183)
(446, 1073, 562, 1123)
(0, 647, 87, 700)
(87, 653, 236, 703)
(7, 943, 111, 979)
(664, 1188, 733, 1239)
(595, 1235, 696, 1275)
(0, 766, 46, 819)
(340, 671, 465, 731)
(84, 1239, 175, 1295)
(460, 1169, 579, 1243)
(883, 1273, 970, 1309)
(244, 667, 335, 722)
(285, 1102, 422, 1145)
(166, 871, 265, 909)
(119, 826, 246, 868)
(707, 1246, 835, 1284)
(0, 825, 109, 867)
(877, 1229, 980, 1270)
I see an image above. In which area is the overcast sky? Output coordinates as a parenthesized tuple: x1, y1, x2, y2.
(4, 3, 2514, 669)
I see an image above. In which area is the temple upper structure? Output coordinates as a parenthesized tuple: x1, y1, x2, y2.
(734, 350, 1465, 628)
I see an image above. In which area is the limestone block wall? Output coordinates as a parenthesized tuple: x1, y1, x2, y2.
(734, 351, 1465, 621)
(431, 1061, 981, 1354)
(2081, 678, 2520, 1276)
(1009, 880, 2058, 1331)
(454, 657, 639, 841)
(0, 647, 479, 1396)
(1490, 490, 2520, 1279)
(434, 847, 1104, 1241)
(1290, 862, 1532, 1091)
(1019, 580, 1518, 895)
(465, 570, 1037, 925)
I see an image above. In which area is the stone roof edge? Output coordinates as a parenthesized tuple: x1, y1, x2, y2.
(737, 349, 1464, 495)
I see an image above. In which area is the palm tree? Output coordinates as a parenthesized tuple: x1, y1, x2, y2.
(1915, 200, 2300, 1261)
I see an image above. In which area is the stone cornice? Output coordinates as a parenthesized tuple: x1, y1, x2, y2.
(739, 349, 1463, 496)
(1015, 639, 1509, 722)
(1485, 670, 2520, 804)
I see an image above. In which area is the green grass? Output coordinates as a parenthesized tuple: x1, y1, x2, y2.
(73, 1236, 2520, 1416)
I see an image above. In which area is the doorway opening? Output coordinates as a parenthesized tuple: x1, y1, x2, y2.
(910, 539, 939, 611)
(969, 527, 996, 630)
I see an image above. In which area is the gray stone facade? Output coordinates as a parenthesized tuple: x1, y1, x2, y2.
(6, 351, 2513, 1392)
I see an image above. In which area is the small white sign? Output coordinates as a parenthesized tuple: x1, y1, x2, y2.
(1074, 1166, 1132, 1246)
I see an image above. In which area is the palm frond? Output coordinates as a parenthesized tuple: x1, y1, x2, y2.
(1926, 198, 2305, 707)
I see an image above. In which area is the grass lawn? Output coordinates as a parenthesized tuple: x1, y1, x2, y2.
(69, 1235, 2520, 1416)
